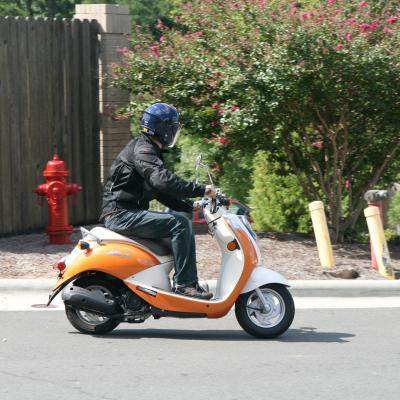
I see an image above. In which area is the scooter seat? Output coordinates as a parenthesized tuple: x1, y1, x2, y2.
(113, 231, 172, 257)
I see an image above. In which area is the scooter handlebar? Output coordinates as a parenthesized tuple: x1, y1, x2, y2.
(195, 194, 230, 212)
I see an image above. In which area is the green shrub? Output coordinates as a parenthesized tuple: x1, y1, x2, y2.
(249, 151, 310, 233)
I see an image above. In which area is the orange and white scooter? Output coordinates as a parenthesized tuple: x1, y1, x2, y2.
(47, 160, 295, 339)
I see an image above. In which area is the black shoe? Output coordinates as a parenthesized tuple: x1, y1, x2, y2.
(174, 283, 213, 300)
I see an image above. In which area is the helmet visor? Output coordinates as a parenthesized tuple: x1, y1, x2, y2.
(168, 122, 181, 148)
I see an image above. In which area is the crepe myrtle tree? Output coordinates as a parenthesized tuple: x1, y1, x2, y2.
(111, 0, 400, 242)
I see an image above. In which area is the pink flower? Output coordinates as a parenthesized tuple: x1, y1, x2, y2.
(116, 47, 129, 54)
(326, 0, 335, 5)
(345, 180, 350, 189)
(195, 31, 204, 37)
(258, 0, 267, 7)
(232, 3, 240, 8)
(347, 18, 358, 25)
(358, 1, 367, 7)
(344, 32, 352, 42)
(211, 103, 220, 109)
(186, 33, 193, 39)
(312, 140, 323, 149)
(300, 11, 315, 22)
(175, 15, 182, 22)
(155, 19, 164, 29)
(387, 16, 397, 24)
(336, 43, 344, 50)
(151, 45, 160, 57)
(383, 26, 394, 34)
(289, 7, 297, 17)
(231, 106, 239, 111)
(291, 1, 299, 7)
(159, 35, 165, 43)
(218, 137, 227, 145)
(370, 20, 381, 30)
(300, 13, 308, 22)
(334, 9, 342, 16)
(360, 23, 371, 31)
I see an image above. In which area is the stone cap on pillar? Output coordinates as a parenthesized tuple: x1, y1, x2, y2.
(75, 4, 131, 34)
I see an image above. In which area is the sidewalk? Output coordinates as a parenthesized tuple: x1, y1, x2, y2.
(1, 278, 400, 296)
(1, 279, 400, 311)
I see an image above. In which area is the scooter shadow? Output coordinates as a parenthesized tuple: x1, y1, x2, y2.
(78, 327, 354, 343)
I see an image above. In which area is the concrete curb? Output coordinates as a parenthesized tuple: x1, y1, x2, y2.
(1, 279, 400, 297)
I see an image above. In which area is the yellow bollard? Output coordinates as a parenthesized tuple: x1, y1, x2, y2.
(363, 206, 393, 279)
(309, 201, 335, 268)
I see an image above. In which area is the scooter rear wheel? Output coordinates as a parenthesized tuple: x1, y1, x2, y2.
(235, 284, 295, 339)
(65, 278, 121, 335)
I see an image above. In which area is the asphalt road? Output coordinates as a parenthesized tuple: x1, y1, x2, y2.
(0, 308, 399, 400)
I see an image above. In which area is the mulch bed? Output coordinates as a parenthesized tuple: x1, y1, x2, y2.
(1, 229, 399, 280)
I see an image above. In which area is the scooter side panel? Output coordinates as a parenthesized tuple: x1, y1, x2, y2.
(125, 261, 174, 292)
(126, 222, 259, 318)
(52, 243, 159, 290)
(240, 266, 290, 294)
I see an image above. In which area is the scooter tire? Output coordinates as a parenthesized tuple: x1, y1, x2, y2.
(235, 284, 295, 339)
(65, 278, 121, 335)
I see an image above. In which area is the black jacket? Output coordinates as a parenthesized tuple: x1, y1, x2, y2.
(100, 134, 205, 220)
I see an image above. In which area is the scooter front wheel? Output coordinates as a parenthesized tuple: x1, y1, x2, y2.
(235, 284, 295, 339)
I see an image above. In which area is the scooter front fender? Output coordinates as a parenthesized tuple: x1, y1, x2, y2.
(240, 266, 290, 294)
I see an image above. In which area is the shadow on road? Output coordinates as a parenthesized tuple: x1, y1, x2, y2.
(278, 327, 355, 343)
(73, 326, 354, 343)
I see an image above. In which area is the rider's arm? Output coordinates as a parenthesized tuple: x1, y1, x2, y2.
(134, 147, 205, 199)
(156, 193, 194, 212)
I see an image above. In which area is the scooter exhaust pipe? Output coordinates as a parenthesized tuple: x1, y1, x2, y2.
(62, 286, 119, 315)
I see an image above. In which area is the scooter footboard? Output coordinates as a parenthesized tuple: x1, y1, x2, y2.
(240, 266, 289, 294)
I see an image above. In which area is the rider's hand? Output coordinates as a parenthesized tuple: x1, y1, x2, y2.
(205, 185, 216, 198)
(192, 201, 202, 211)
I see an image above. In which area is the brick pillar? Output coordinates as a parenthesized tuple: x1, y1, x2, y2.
(74, 4, 132, 182)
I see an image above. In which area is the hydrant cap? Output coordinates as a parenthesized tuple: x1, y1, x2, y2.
(43, 154, 69, 177)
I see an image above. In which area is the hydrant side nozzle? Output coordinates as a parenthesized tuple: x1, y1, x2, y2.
(33, 184, 48, 196)
(67, 183, 83, 195)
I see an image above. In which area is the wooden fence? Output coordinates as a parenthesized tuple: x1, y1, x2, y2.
(0, 17, 100, 235)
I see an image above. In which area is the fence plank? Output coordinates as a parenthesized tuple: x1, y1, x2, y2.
(0, 18, 13, 233)
(8, 18, 24, 231)
(90, 20, 101, 223)
(70, 19, 84, 224)
(16, 18, 32, 230)
(81, 20, 93, 223)
(0, 17, 100, 235)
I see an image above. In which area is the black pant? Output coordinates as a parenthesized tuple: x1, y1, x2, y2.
(105, 209, 198, 286)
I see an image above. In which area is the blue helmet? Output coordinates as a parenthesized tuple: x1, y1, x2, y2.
(140, 103, 181, 147)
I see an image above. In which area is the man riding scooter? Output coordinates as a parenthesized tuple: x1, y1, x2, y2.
(100, 103, 215, 300)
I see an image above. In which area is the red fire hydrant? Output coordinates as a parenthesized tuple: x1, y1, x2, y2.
(33, 154, 82, 244)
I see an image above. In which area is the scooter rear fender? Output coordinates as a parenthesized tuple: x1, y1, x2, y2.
(47, 271, 121, 306)
(240, 266, 289, 294)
